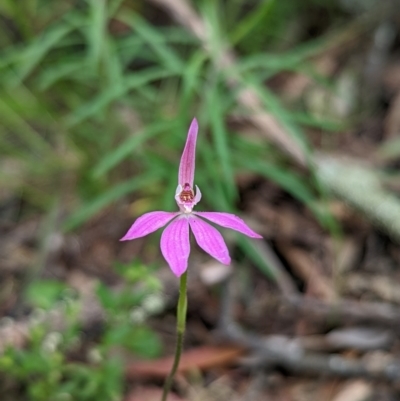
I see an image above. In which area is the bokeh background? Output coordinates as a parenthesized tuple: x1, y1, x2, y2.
(1, 0, 400, 400)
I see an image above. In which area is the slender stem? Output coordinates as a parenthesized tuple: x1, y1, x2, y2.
(161, 271, 188, 401)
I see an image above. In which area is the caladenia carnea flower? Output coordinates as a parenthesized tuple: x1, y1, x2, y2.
(120, 118, 262, 276)
(121, 118, 262, 401)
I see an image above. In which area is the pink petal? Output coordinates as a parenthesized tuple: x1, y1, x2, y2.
(189, 216, 231, 265)
(194, 212, 262, 238)
(120, 211, 179, 241)
(178, 118, 198, 188)
(160, 217, 190, 277)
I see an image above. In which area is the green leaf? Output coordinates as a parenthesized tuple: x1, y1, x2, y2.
(230, 0, 276, 44)
(88, 0, 107, 70)
(66, 68, 175, 126)
(96, 282, 117, 310)
(103, 324, 162, 359)
(238, 237, 275, 279)
(63, 173, 156, 231)
(237, 155, 315, 205)
(207, 85, 236, 201)
(37, 59, 88, 89)
(25, 280, 68, 310)
(181, 50, 208, 103)
(92, 120, 178, 178)
(291, 112, 344, 131)
(127, 326, 162, 358)
(117, 13, 185, 73)
(242, 74, 310, 155)
(9, 21, 79, 86)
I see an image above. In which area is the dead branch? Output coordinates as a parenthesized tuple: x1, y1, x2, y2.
(284, 295, 400, 330)
(217, 277, 400, 383)
(277, 244, 336, 301)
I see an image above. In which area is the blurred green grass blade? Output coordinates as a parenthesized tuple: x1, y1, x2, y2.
(156, 27, 199, 45)
(236, 154, 314, 205)
(237, 54, 294, 73)
(241, 54, 315, 73)
(200, 0, 228, 60)
(37, 60, 87, 89)
(0, 96, 52, 154)
(115, 35, 146, 68)
(162, 174, 179, 211)
(207, 86, 236, 201)
(236, 151, 334, 227)
(238, 34, 334, 74)
(92, 120, 178, 178)
(0, 45, 24, 70)
(278, 32, 341, 61)
(242, 75, 310, 155)
(88, 0, 106, 70)
(8, 22, 78, 86)
(116, 27, 196, 66)
(66, 68, 175, 127)
(291, 112, 344, 131)
(230, 0, 275, 45)
(199, 137, 275, 279)
(109, 0, 125, 16)
(237, 236, 275, 280)
(117, 13, 184, 73)
(197, 138, 231, 211)
(104, 38, 123, 87)
(63, 173, 156, 231)
(181, 51, 207, 102)
(3, 0, 35, 39)
(295, 64, 334, 90)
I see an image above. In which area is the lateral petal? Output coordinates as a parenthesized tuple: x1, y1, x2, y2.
(189, 216, 231, 265)
(178, 118, 198, 188)
(120, 211, 179, 241)
(194, 212, 262, 238)
(160, 217, 190, 277)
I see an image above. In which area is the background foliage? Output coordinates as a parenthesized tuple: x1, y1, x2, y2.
(0, 0, 385, 399)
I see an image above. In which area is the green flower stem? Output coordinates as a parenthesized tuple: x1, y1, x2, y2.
(161, 271, 188, 401)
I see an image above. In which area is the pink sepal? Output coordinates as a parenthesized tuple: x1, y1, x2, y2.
(189, 216, 231, 265)
(160, 217, 190, 277)
(194, 212, 262, 238)
(120, 211, 179, 241)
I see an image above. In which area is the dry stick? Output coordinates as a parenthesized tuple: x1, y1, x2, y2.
(285, 295, 400, 330)
(3, 286, 400, 354)
(217, 277, 400, 383)
(3, 278, 400, 383)
(277, 244, 336, 301)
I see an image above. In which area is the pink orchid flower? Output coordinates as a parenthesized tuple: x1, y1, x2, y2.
(121, 118, 262, 277)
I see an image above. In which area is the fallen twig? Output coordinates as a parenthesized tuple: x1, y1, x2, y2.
(277, 244, 336, 301)
(284, 294, 400, 330)
(217, 277, 400, 382)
